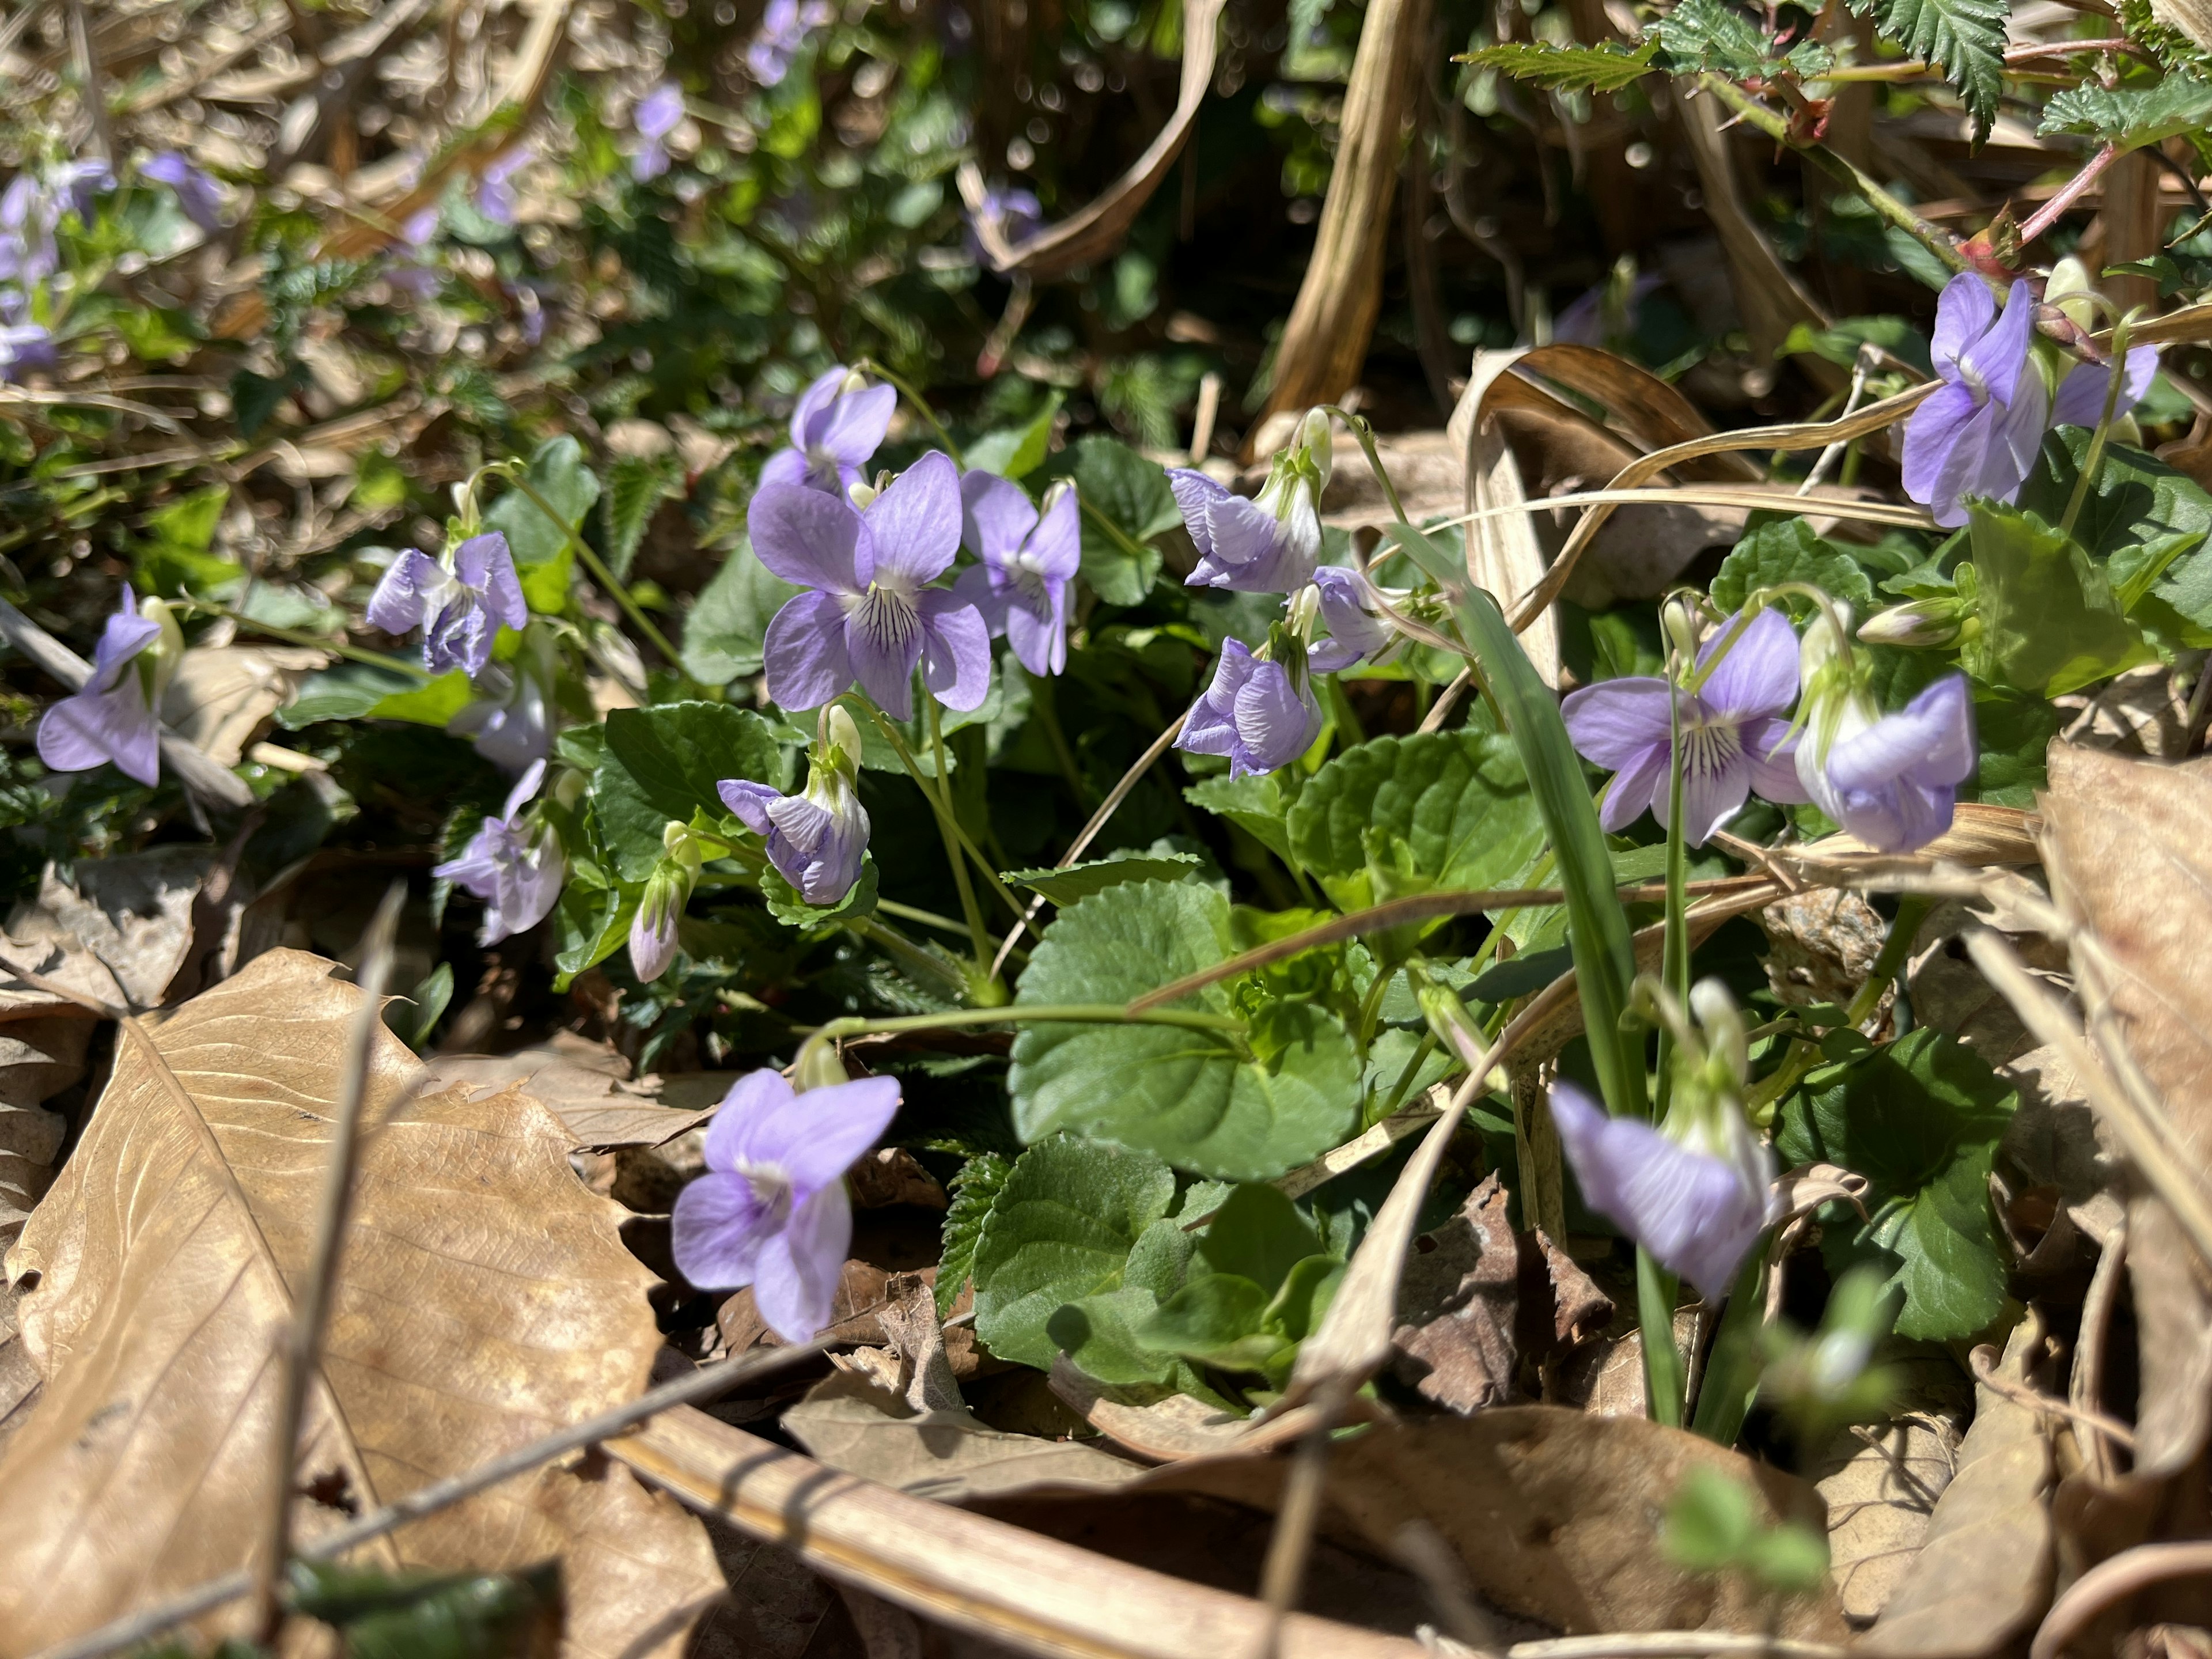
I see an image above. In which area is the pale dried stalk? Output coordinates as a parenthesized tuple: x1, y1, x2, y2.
(250, 884, 406, 1640)
(2029, 1541, 2212, 1659)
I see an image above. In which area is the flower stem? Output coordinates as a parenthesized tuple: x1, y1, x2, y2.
(1687, 1238, 1772, 1445)
(1320, 404, 1409, 525)
(1637, 1249, 1687, 1429)
(2061, 313, 2137, 541)
(2018, 143, 2121, 249)
(505, 474, 688, 675)
(927, 693, 994, 970)
(859, 358, 964, 464)
(194, 604, 435, 680)
(847, 916, 972, 996)
(857, 699, 1031, 927)
(802, 1002, 1248, 1042)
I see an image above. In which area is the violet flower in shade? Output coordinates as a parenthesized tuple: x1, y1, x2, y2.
(1900, 274, 2050, 529)
(951, 471, 1078, 676)
(2052, 344, 2162, 430)
(1550, 1081, 1778, 1301)
(450, 657, 552, 773)
(1175, 638, 1322, 779)
(36, 586, 175, 788)
(721, 707, 871, 906)
(759, 365, 896, 497)
(1798, 671, 1977, 854)
(143, 152, 222, 232)
(475, 146, 531, 226)
(1168, 410, 1330, 594)
(0, 319, 54, 383)
(964, 185, 1043, 266)
(1561, 605, 1809, 846)
(0, 175, 58, 289)
(632, 82, 685, 181)
(1306, 565, 1395, 674)
(671, 1068, 903, 1341)
(753, 450, 992, 720)
(747, 0, 834, 86)
(367, 531, 528, 677)
(432, 760, 566, 944)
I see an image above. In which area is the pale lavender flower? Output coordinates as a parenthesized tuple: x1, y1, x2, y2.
(143, 151, 222, 232)
(1900, 274, 2049, 529)
(52, 160, 112, 224)
(964, 185, 1042, 266)
(1550, 1081, 1778, 1301)
(1797, 671, 1976, 854)
(632, 83, 685, 181)
(670, 1067, 903, 1339)
(475, 146, 531, 226)
(1168, 410, 1330, 594)
(367, 532, 527, 677)
(1306, 566, 1393, 674)
(1175, 639, 1321, 779)
(753, 450, 991, 719)
(35, 586, 166, 787)
(759, 365, 896, 497)
(722, 728, 870, 912)
(748, 0, 834, 85)
(385, 206, 441, 299)
(0, 175, 58, 289)
(450, 660, 551, 772)
(630, 894, 681, 982)
(433, 760, 565, 944)
(2052, 344, 2162, 429)
(951, 472, 1078, 676)
(1562, 605, 1808, 846)
(0, 319, 54, 383)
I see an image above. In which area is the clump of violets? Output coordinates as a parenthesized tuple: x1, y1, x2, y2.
(1176, 630, 1322, 779)
(36, 586, 181, 788)
(1551, 980, 1779, 1301)
(748, 0, 835, 85)
(1562, 605, 1807, 846)
(1306, 565, 1396, 674)
(953, 471, 1079, 676)
(433, 760, 566, 944)
(671, 1066, 903, 1341)
(143, 152, 222, 233)
(631, 822, 704, 982)
(1900, 274, 2048, 529)
(759, 365, 896, 498)
(368, 531, 528, 677)
(1168, 408, 1331, 594)
(722, 706, 872, 907)
(631, 83, 685, 181)
(1794, 607, 1975, 854)
(753, 450, 991, 720)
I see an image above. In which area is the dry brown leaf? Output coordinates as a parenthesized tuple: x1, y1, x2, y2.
(0, 1014, 92, 1244)
(158, 643, 326, 767)
(423, 1043, 718, 1152)
(1450, 352, 1562, 687)
(1812, 1415, 1961, 1625)
(0, 947, 717, 1658)
(1858, 1314, 2055, 1658)
(1511, 344, 1762, 483)
(1047, 1357, 1264, 1461)
(1391, 1172, 1520, 1412)
(2, 844, 214, 1010)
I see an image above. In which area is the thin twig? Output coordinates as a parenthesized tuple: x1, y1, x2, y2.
(28, 1341, 831, 1659)
(1967, 1343, 2136, 1449)
(2030, 1541, 2212, 1659)
(251, 884, 407, 1642)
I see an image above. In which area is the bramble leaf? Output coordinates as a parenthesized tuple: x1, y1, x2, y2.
(1847, 0, 2010, 141)
(1457, 38, 1660, 92)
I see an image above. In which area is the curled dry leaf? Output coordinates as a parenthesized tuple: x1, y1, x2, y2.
(1449, 351, 1561, 687)
(1392, 1172, 1521, 1412)
(0, 947, 718, 1658)
(423, 1041, 721, 1153)
(3, 845, 214, 1010)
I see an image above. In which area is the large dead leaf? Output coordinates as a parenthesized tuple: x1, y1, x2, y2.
(0, 1014, 92, 1244)
(2, 846, 213, 1011)
(0, 948, 718, 1658)
(158, 643, 326, 767)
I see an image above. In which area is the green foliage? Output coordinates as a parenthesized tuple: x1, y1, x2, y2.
(484, 437, 601, 614)
(965, 395, 1063, 479)
(1777, 1028, 2018, 1340)
(1662, 1468, 1832, 1596)
(1185, 772, 1300, 867)
(602, 453, 684, 581)
(1846, 0, 2010, 139)
(1963, 501, 2157, 698)
(594, 702, 785, 880)
(680, 546, 804, 685)
(1003, 851, 1207, 906)
(762, 856, 878, 927)
(1456, 39, 1660, 92)
(287, 1558, 563, 1659)
(1040, 436, 1179, 606)
(937, 1151, 1013, 1317)
(2040, 73, 2212, 149)
(1710, 518, 1877, 618)
(1007, 881, 1361, 1179)
(2020, 430, 2212, 645)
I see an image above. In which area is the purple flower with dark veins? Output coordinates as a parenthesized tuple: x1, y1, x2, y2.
(367, 532, 528, 677)
(951, 470, 1078, 676)
(721, 708, 871, 907)
(432, 760, 566, 944)
(1551, 1081, 1778, 1301)
(143, 152, 222, 232)
(36, 585, 174, 787)
(1900, 274, 2050, 529)
(1561, 605, 1808, 846)
(753, 450, 991, 719)
(632, 83, 686, 181)
(759, 365, 896, 497)
(2052, 344, 2162, 430)
(475, 146, 531, 226)
(1175, 638, 1322, 779)
(671, 1067, 903, 1340)
(1306, 565, 1395, 674)
(747, 0, 834, 86)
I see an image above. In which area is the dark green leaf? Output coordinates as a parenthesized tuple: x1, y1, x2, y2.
(2040, 73, 2212, 150)
(761, 857, 878, 927)
(602, 452, 684, 581)
(1456, 38, 1659, 92)
(1184, 772, 1300, 868)
(595, 702, 786, 880)
(1963, 500, 2156, 697)
(937, 1151, 1012, 1317)
(1003, 851, 1206, 906)
(1710, 518, 1877, 617)
(1195, 1182, 1325, 1293)
(965, 393, 1063, 479)
(288, 1559, 562, 1659)
(1847, 0, 2009, 139)
(1653, 0, 1778, 77)
(1041, 436, 1177, 606)
(680, 544, 804, 685)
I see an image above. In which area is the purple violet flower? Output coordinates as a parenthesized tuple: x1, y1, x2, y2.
(632, 83, 686, 181)
(670, 1067, 903, 1340)
(432, 760, 566, 944)
(1797, 671, 1976, 854)
(475, 146, 531, 226)
(2052, 344, 2162, 430)
(35, 585, 170, 787)
(747, 0, 834, 86)
(951, 471, 1078, 676)
(1306, 566, 1394, 674)
(367, 532, 528, 677)
(1550, 1081, 1778, 1301)
(1175, 638, 1322, 779)
(964, 185, 1043, 266)
(53, 160, 112, 224)
(1561, 605, 1808, 846)
(753, 450, 992, 719)
(759, 365, 896, 498)
(1900, 274, 2050, 530)
(450, 658, 551, 773)
(721, 708, 871, 906)
(0, 319, 54, 383)
(630, 893, 681, 982)
(143, 151, 223, 232)
(1168, 409, 1330, 594)
(0, 175, 58, 289)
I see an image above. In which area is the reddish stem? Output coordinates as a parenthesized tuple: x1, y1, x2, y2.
(2018, 142, 2121, 245)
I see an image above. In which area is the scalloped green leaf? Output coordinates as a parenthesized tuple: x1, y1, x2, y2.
(1457, 38, 1659, 92)
(1003, 851, 1205, 907)
(1847, 0, 2009, 140)
(1710, 518, 1876, 618)
(2040, 73, 2212, 150)
(594, 702, 786, 880)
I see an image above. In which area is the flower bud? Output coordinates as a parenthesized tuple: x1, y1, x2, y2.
(1856, 597, 1965, 650)
(138, 595, 184, 703)
(1688, 977, 1748, 1092)
(1294, 407, 1334, 490)
(1660, 596, 1701, 667)
(792, 1035, 852, 1092)
(2046, 255, 2097, 334)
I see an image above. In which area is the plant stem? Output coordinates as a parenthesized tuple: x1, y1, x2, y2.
(200, 605, 435, 680)
(1637, 1249, 1687, 1429)
(1846, 893, 1933, 1028)
(1031, 672, 1096, 807)
(2061, 315, 2137, 540)
(805, 1002, 1247, 1041)
(1697, 74, 1967, 280)
(873, 896, 980, 940)
(2018, 143, 2121, 248)
(1688, 1238, 1771, 1445)
(858, 700, 1031, 926)
(927, 694, 993, 968)
(1321, 404, 1410, 525)
(847, 916, 972, 995)
(861, 358, 964, 463)
(506, 473, 687, 674)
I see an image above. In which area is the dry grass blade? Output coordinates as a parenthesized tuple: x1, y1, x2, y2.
(0, 948, 717, 1658)
(1450, 353, 1559, 687)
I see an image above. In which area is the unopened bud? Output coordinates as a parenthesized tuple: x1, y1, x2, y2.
(1689, 978, 1748, 1089)
(1660, 596, 1700, 666)
(1295, 407, 1333, 489)
(139, 596, 185, 702)
(2047, 256, 2097, 334)
(793, 1035, 852, 1092)
(1857, 597, 1964, 650)
(839, 367, 870, 398)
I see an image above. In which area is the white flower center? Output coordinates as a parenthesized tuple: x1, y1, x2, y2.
(738, 1161, 796, 1228)
(842, 577, 921, 649)
(1007, 546, 1052, 605)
